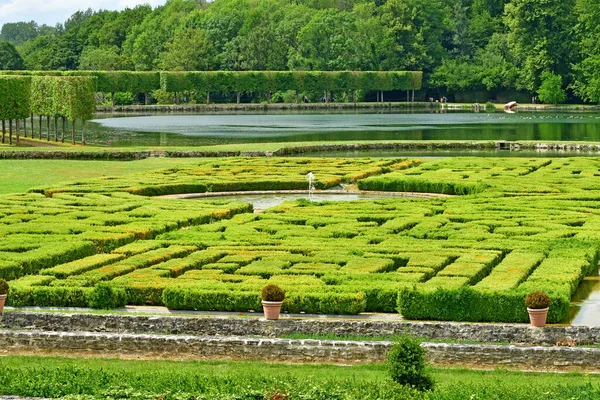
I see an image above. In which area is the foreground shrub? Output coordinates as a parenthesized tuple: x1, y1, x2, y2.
(386, 335, 434, 392)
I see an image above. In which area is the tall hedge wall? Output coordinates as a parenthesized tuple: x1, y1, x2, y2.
(0, 70, 421, 95)
(0, 76, 31, 120)
(30, 76, 95, 121)
(160, 71, 422, 93)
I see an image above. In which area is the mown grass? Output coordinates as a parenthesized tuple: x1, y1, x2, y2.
(0, 158, 209, 194)
(0, 356, 597, 399)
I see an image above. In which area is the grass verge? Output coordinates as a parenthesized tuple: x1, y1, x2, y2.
(0, 356, 598, 399)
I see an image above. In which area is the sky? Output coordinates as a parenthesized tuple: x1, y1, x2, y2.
(0, 0, 166, 28)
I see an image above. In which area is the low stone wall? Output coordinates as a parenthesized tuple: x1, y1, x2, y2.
(2, 312, 599, 345)
(425, 343, 600, 371)
(1, 328, 599, 370)
(0, 330, 388, 364)
(2, 141, 600, 160)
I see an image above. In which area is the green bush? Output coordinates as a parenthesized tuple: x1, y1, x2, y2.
(88, 282, 128, 309)
(386, 335, 434, 392)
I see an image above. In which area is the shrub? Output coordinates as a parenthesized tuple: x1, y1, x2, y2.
(386, 335, 434, 392)
(88, 282, 128, 309)
(262, 284, 285, 301)
(525, 291, 552, 309)
(0, 278, 9, 295)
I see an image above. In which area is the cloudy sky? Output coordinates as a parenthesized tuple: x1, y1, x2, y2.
(0, 0, 166, 28)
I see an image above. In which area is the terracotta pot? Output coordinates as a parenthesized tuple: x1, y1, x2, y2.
(0, 294, 6, 313)
(262, 300, 283, 320)
(527, 307, 549, 327)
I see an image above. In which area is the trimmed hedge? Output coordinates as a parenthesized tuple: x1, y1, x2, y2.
(397, 286, 570, 323)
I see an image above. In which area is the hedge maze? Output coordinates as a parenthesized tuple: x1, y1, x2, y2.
(3, 157, 600, 323)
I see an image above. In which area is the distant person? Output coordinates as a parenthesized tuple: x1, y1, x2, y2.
(183, 96, 187, 103)
(443, 96, 448, 103)
(302, 95, 309, 103)
(532, 96, 536, 104)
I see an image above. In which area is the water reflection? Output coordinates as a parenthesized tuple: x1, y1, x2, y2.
(568, 275, 600, 326)
(86, 111, 600, 147)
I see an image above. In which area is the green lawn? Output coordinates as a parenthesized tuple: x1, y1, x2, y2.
(0, 158, 208, 194)
(0, 356, 597, 399)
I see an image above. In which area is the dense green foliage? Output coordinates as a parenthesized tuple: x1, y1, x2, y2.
(0, 76, 31, 121)
(387, 336, 434, 391)
(2, 0, 599, 101)
(0, 356, 599, 399)
(1, 157, 600, 322)
(0, 41, 24, 70)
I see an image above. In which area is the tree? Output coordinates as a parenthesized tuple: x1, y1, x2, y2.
(79, 46, 133, 70)
(505, 0, 577, 91)
(0, 21, 42, 45)
(537, 71, 566, 104)
(0, 41, 25, 70)
(378, 0, 451, 72)
(159, 28, 213, 70)
(572, 0, 600, 104)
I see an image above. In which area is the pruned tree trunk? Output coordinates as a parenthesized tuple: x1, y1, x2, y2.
(144, 92, 148, 105)
(111, 92, 115, 109)
(30, 113, 34, 138)
(46, 116, 50, 141)
(206, 91, 210, 104)
(82, 120, 86, 146)
(61, 117, 66, 143)
(1, 120, 5, 143)
(237, 92, 241, 104)
(16, 119, 20, 144)
(407, 90, 409, 102)
(381, 91, 384, 103)
(23, 119, 27, 138)
(71, 120, 76, 145)
(54, 116, 58, 142)
(8, 120, 13, 145)
(266, 91, 271, 104)
(39, 116, 42, 140)
(412, 90, 415, 102)
(295, 90, 299, 104)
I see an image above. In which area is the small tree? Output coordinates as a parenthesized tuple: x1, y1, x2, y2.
(386, 335, 434, 392)
(537, 71, 566, 105)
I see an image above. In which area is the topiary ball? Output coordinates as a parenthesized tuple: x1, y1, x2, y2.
(0, 279, 8, 295)
(261, 284, 285, 302)
(525, 291, 552, 309)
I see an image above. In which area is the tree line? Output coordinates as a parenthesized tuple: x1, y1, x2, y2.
(1, 0, 599, 103)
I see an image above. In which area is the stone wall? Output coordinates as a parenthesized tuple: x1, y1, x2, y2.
(1, 328, 599, 371)
(2, 312, 599, 345)
(0, 330, 389, 364)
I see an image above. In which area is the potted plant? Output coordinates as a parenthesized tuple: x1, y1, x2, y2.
(0, 279, 9, 314)
(525, 291, 552, 327)
(261, 284, 285, 320)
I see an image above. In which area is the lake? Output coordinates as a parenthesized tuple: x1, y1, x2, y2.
(88, 110, 600, 148)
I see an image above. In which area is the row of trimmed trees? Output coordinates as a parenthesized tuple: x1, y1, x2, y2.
(1, 70, 423, 105)
(0, 76, 95, 145)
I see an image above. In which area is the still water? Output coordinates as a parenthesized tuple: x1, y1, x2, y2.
(89, 110, 600, 147)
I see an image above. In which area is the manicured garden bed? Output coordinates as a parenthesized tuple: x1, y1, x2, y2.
(2, 157, 600, 322)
